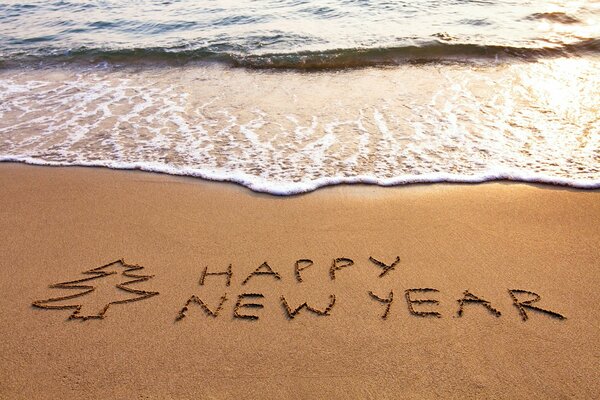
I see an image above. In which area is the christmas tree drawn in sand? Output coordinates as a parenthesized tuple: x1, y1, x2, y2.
(32, 259, 159, 320)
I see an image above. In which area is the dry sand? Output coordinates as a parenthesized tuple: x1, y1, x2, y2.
(0, 162, 599, 399)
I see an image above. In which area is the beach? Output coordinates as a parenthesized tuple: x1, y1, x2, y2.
(1, 162, 598, 399)
(2, 0, 599, 398)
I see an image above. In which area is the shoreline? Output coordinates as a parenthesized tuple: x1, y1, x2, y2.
(3, 58, 598, 197)
(1, 159, 599, 196)
(1, 162, 599, 398)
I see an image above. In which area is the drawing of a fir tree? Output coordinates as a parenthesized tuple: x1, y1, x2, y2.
(32, 259, 159, 320)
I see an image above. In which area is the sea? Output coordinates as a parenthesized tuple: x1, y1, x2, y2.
(0, 0, 598, 194)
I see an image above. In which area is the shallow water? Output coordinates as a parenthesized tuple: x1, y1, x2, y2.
(1, 58, 598, 194)
(1, 1, 599, 193)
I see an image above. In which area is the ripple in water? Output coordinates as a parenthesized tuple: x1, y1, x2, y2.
(0, 58, 598, 194)
(0, 0, 598, 65)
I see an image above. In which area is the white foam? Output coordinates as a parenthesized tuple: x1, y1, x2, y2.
(0, 59, 598, 195)
(1, 155, 599, 195)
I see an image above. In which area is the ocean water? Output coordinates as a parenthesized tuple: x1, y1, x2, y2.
(0, 0, 599, 194)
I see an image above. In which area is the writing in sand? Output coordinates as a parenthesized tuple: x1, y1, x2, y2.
(32, 257, 567, 322)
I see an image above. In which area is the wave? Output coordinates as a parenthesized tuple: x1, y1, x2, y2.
(2, 157, 599, 195)
(1, 54, 597, 195)
(2, 39, 599, 70)
(526, 12, 582, 24)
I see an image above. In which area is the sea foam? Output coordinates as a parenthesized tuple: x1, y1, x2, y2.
(1, 59, 598, 195)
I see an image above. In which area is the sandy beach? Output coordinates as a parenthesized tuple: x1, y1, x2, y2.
(0, 162, 598, 399)
(2, 1, 598, 398)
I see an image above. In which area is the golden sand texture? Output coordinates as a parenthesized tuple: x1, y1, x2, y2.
(0, 163, 599, 399)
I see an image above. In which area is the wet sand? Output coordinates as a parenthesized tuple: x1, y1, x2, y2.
(0, 162, 599, 399)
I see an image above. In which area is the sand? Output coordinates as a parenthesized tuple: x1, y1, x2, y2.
(0, 162, 599, 399)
